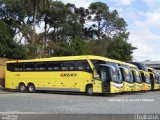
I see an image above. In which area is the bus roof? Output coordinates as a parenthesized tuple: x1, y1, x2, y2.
(110, 59, 134, 67)
(6, 55, 113, 63)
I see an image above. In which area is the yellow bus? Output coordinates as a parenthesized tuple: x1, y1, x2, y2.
(149, 68, 160, 90)
(5, 55, 123, 95)
(157, 70, 160, 89)
(127, 63, 143, 91)
(111, 60, 134, 92)
(0, 58, 8, 87)
(129, 62, 151, 91)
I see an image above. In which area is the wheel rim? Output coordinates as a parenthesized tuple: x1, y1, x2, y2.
(29, 86, 34, 92)
(88, 87, 93, 95)
(20, 85, 25, 91)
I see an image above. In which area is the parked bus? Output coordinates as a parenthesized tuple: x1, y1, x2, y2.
(154, 69, 160, 90)
(148, 68, 160, 90)
(129, 62, 151, 91)
(157, 70, 160, 89)
(127, 63, 143, 91)
(5, 55, 123, 95)
(111, 60, 134, 92)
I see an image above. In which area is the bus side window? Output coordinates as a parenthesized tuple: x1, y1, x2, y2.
(75, 60, 92, 73)
(35, 62, 47, 71)
(91, 60, 106, 74)
(48, 62, 61, 71)
(14, 63, 23, 71)
(7, 63, 14, 71)
(24, 63, 35, 71)
(61, 61, 75, 71)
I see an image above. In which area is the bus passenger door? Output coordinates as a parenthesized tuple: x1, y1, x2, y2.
(99, 66, 111, 93)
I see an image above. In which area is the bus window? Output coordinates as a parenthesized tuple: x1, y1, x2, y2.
(109, 62, 122, 84)
(100, 68, 107, 83)
(61, 61, 75, 71)
(7, 63, 23, 72)
(91, 60, 106, 73)
(24, 63, 35, 71)
(132, 70, 141, 83)
(145, 74, 150, 84)
(129, 72, 134, 83)
(75, 60, 91, 72)
(35, 62, 47, 71)
(48, 62, 61, 71)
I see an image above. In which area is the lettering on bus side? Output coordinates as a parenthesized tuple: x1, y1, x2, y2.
(60, 73, 77, 77)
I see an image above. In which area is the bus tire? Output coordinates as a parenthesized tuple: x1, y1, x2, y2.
(18, 83, 26, 92)
(28, 84, 35, 93)
(86, 85, 93, 96)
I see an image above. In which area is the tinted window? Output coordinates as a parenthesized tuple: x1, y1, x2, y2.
(14, 63, 23, 71)
(7, 63, 15, 71)
(109, 62, 122, 84)
(48, 62, 61, 71)
(35, 62, 47, 71)
(75, 60, 91, 72)
(7, 63, 23, 72)
(24, 63, 35, 71)
(148, 69, 152, 72)
(61, 61, 75, 71)
(91, 60, 106, 73)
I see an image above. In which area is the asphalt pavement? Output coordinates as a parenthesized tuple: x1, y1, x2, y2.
(0, 90, 160, 120)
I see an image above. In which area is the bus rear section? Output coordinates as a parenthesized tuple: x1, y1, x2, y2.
(0, 58, 7, 88)
(129, 62, 151, 91)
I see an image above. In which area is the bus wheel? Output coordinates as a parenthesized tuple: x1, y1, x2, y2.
(86, 85, 93, 96)
(18, 83, 26, 92)
(28, 84, 35, 93)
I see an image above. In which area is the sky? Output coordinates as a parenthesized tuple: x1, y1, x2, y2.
(60, 0, 160, 61)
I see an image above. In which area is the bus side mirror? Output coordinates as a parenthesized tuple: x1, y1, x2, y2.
(93, 68, 99, 78)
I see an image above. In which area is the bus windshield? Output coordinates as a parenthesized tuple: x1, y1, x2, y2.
(145, 74, 151, 84)
(134, 70, 142, 83)
(121, 65, 134, 83)
(91, 60, 122, 84)
(108, 62, 122, 84)
(154, 70, 159, 83)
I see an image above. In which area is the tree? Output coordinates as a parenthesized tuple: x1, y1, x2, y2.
(0, 20, 27, 59)
(70, 36, 91, 55)
(38, 1, 87, 57)
(0, 1, 136, 60)
(91, 38, 112, 56)
(23, 0, 51, 44)
(106, 37, 136, 61)
(81, 2, 129, 40)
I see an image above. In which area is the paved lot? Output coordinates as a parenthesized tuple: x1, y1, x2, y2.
(0, 90, 160, 120)
(0, 90, 160, 114)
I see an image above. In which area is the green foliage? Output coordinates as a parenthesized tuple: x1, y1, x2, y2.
(0, 20, 27, 59)
(85, 2, 129, 40)
(0, 1, 136, 61)
(70, 36, 91, 55)
(106, 37, 137, 61)
(91, 39, 112, 56)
